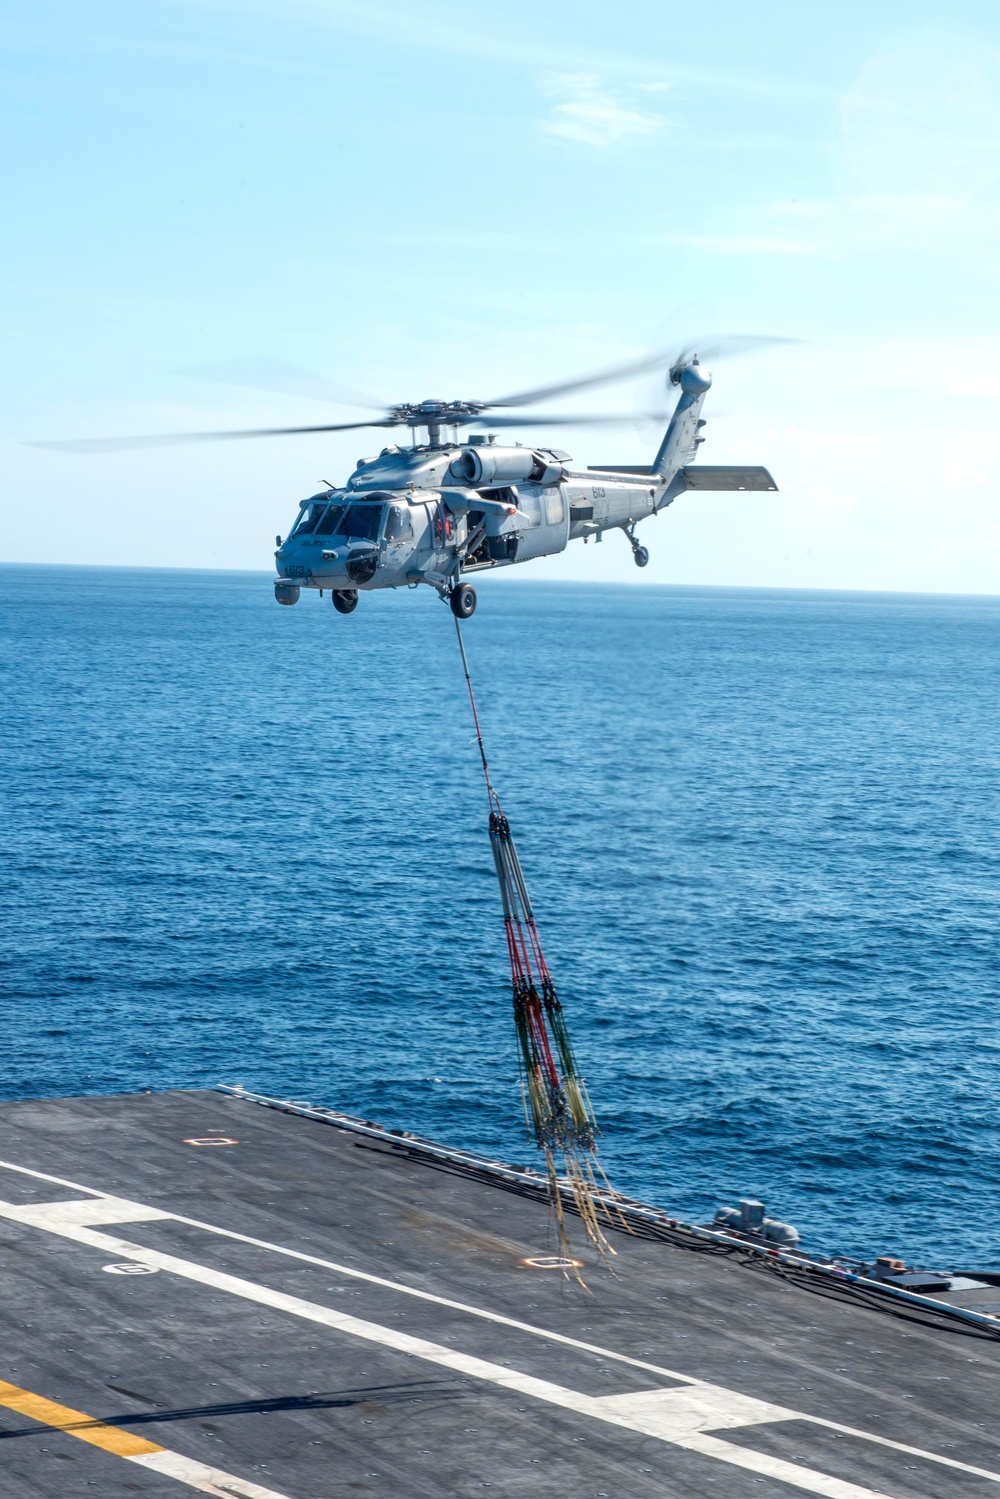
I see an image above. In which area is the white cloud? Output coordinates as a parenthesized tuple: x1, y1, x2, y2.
(539, 73, 662, 149)
(675, 181, 997, 268)
(840, 28, 1000, 198)
(670, 233, 810, 256)
(658, 29, 1000, 270)
(846, 336, 1000, 401)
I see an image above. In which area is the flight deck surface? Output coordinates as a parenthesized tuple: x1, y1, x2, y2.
(0, 1088, 998, 1498)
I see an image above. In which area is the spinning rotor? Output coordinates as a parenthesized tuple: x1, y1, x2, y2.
(34, 335, 790, 453)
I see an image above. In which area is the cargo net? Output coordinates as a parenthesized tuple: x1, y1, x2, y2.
(454, 619, 623, 1276)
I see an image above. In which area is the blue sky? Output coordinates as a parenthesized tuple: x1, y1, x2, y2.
(4, 0, 1000, 589)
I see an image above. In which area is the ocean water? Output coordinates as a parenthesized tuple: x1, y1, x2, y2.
(3, 564, 999, 1267)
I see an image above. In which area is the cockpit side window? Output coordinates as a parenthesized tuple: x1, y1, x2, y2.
(385, 505, 413, 542)
(341, 504, 384, 542)
(291, 499, 328, 536)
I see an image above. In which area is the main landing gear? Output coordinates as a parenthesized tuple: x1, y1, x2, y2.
(450, 582, 478, 619)
(332, 588, 359, 614)
(625, 525, 649, 568)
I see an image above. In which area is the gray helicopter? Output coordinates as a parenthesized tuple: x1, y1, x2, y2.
(37, 341, 779, 618)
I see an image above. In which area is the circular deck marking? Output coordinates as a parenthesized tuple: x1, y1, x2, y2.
(519, 1255, 584, 1270)
(183, 1137, 238, 1146)
(103, 1263, 159, 1275)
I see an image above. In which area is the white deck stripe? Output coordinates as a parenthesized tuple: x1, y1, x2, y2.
(6, 1197, 173, 1227)
(0, 1158, 111, 1198)
(677, 1434, 899, 1499)
(1, 1163, 998, 1489)
(1, 1201, 995, 1499)
(0, 1160, 706, 1380)
(0, 1179, 710, 1384)
(130, 1449, 293, 1498)
(0, 1371, 293, 1499)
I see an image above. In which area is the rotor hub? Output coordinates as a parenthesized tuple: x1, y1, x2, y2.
(389, 400, 488, 426)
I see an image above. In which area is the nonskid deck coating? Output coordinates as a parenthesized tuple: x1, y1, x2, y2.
(0, 1089, 997, 1498)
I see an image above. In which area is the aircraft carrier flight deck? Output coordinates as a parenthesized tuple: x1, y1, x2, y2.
(0, 1087, 998, 1498)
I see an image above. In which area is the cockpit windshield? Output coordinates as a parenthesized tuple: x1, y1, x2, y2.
(339, 504, 383, 542)
(315, 504, 344, 536)
(290, 496, 387, 543)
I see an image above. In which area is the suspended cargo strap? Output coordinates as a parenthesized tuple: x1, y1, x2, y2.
(453, 618, 625, 1271)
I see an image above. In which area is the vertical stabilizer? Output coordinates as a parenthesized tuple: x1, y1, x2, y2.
(651, 360, 712, 478)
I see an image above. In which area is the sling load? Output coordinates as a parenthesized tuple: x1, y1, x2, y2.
(454, 619, 621, 1273)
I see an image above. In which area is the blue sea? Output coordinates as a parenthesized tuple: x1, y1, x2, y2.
(3, 564, 999, 1267)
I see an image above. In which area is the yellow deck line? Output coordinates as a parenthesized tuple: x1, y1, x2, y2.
(0, 1377, 293, 1497)
(0, 1378, 163, 1456)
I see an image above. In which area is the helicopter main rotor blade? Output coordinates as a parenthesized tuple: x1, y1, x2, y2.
(463, 411, 671, 428)
(29, 410, 658, 453)
(175, 357, 387, 411)
(483, 351, 680, 410)
(671, 333, 800, 366)
(483, 333, 798, 410)
(31, 418, 399, 454)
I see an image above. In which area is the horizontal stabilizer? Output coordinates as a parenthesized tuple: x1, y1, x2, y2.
(588, 463, 777, 490)
(587, 464, 654, 475)
(678, 465, 777, 491)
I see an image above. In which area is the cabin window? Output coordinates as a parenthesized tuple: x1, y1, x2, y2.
(519, 493, 541, 529)
(544, 491, 565, 526)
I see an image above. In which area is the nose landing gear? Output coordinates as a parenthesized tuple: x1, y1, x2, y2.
(450, 582, 478, 619)
(625, 525, 649, 568)
(332, 588, 359, 614)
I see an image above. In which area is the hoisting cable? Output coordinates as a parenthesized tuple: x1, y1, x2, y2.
(453, 617, 625, 1278)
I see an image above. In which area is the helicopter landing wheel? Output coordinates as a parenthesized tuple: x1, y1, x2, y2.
(450, 582, 477, 619)
(332, 588, 359, 614)
(633, 545, 649, 569)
